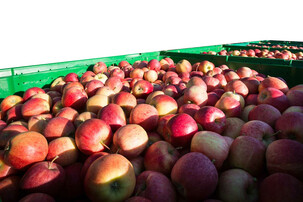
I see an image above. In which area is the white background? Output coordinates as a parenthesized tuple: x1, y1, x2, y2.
(0, 0, 302, 69)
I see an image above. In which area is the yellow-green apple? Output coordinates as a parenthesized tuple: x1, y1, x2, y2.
(149, 94, 178, 117)
(164, 113, 198, 148)
(224, 70, 240, 82)
(159, 59, 170, 71)
(194, 106, 226, 134)
(118, 60, 130, 68)
(94, 73, 108, 84)
(162, 84, 180, 99)
(6, 103, 23, 123)
(0, 175, 20, 202)
(183, 85, 208, 107)
(198, 60, 215, 74)
(236, 67, 253, 78)
(130, 68, 144, 79)
(144, 140, 180, 175)
(59, 162, 84, 200)
(191, 131, 229, 170)
(46, 137, 78, 167)
(73, 111, 96, 128)
(110, 68, 125, 80)
(21, 98, 50, 120)
(19, 193, 55, 202)
(283, 106, 303, 114)
(80, 152, 109, 180)
(104, 76, 123, 94)
(86, 94, 109, 114)
(203, 75, 220, 92)
(97, 103, 126, 132)
(175, 59, 192, 73)
(28, 114, 52, 134)
(143, 70, 158, 83)
(225, 79, 249, 98)
(241, 77, 260, 94)
(222, 117, 245, 139)
(259, 173, 303, 202)
(258, 87, 289, 112)
(147, 59, 161, 72)
(221, 91, 245, 109)
(64, 72, 79, 82)
(215, 96, 242, 117)
(95, 86, 115, 97)
(132, 80, 154, 99)
(213, 73, 227, 88)
(266, 139, 303, 180)
(75, 119, 112, 155)
(178, 103, 200, 117)
(228, 136, 266, 176)
(0, 124, 28, 148)
(129, 104, 159, 131)
(19, 160, 66, 196)
(171, 152, 218, 201)
(217, 169, 258, 202)
(248, 104, 281, 127)
(84, 154, 136, 201)
(275, 111, 303, 143)
(4, 131, 48, 170)
(113, 124, 148, 158)
(61, 86, 88, 110)
(240, 120, 276, 147)
(84, 79, 104, 97)
(286, 84, 303, 106)
(23, 87, 45, 101)
(0, 150, 18, 180)
(50, 76, 66, 92)
(112, 91, 137, 117)
(259, 76, 289, 94)
(43, 117, 75, 141)
(134, 171, 177, 202)
(245, 94, 258, 105)
(0, 95, 23, 115)
(55, 106, 78, 122)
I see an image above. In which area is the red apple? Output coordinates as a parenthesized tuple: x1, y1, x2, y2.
(147, 59, 161, 72)
(215, 96, 242, 117)
(61, 86, 88, 110)
(23, 87, 45, 101)
(149, 94, 178, 117)
(248, 104, 281, 127)
(0, 95, 23, 115)
(73, 111, 97, 128)
(6, 103, 23, 123)
(50, 77, 66, 92)
(0, 175, 21, 202)
(241, 77, 260, 94)
(159, 59, 170, 71)
(144, 70, 158, 83)
(64, 73, 79, 82)
(222, 117, 245, 139)
(0, 150, 18, 180)
(0, 124, 29, 148)
(225, 79, 249, 98)
(245, 93, 258, 105)
(198, 60, 215, 74)
(132, 80, 154, 99)
(104, 76, 123, 93)
(258, 87, 289, 112)
(129, 104, 159, 132)
(130, 68, 144, 79)
(43, 117, 75, 141)
(175, 59, 192, 73)
(286, 84, 303, 106)
(259, 76, 289, 94)
(178, 103, 200, 117)
(236, 67, 253, 78)
(183, 85, 208, 107)
(21, 98, 50, 120)
(85, 79, 104, 97)
(112, 91, 137, 117)
(97, 103, 126, 132)
(129, 155, 144, 176)
(19, 193, 55, 202)
(86, 94, 109, 114)
(93, 61, 107, 74)
(28, 113, 52, 134)
(213, 73, 227, 87)
(224, 70, 240, 82)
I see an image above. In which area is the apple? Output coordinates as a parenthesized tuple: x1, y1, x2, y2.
(129, 104, 159, 132)
(64, 72, 79, 82)
(0, 150, 18, 180)
(61, 86, 88, 110)
(213, 73, 227, 87)
(225, 79, 249, 98)
(144, 140, 180, 175)
(164, 75, 181, 86)
(125, 196, 151, 202)
(21, 98, 50, 120)
(228, 136, 266, 176)
(157, 114, 175, 136)
(51, 100, 63, 115)
(130, 68, 144, 79)
(84, 154, 136, 201)
(132, 80, 154, 99)
(112, 91, 137, 117)
(286, 84, 303, 106)
(118, 60, 130, 68)
(241, 77, 260, 94)
(28, 113, 52, 134)
(0, 175, 21, 202)
(43, 117, 75, 141)
(283, 106, 303, 114)
(175, 59, 192, 73)
(236, 67, 253, 78)
(248, 104, 281, 127)
(134, 171, 177, 202)
(97, 103, 126, 132)
(203, 76, 220, 92)
(104, 76, 123, 93)
(30, 93, 51, 106)
(93, 61, 107, 74)
(159, 59, 170, 71)
(178, 103, 200, 117)
(94, 73, 108, 84)
(222, 117, 245, 139)
(221, 91, 245, 109)
(81, 152, 109, 181)
(259, 76, 289, 94)
(62, 81, 84, 93)
(183, 85, 208, 107)
(171, 152, 218, 201)
(23, 87, 45, 101)
(240, 120, 276, 147)
(186, 76, 207, 90)
(110, 68, 125, 80)
(75, 118, 112, 155)
(85, 79, 104, 97)
(19, 159, 65, 196)
(164, 113, 198, 148)
(191, 131, 229, 170)
(4, 131, 48, 170)
(245, 94, 258, 105)
(6, 103, 23, 123)
(259, 173, 303, 202)
(198, 60, 215, 74)
(95, 86, 115, 97)
(0, 124, 29, 148)
(113, 124, 148, 158)
(19, 193, 55, 202)
(258, 87, 289, 112)
(55, 106, 79, 122)
(149, 94, 178, 117)
(162, 71, 178, 82)
(46, 137, 78, 167)
(0, 95, 23, 115)
(147, 59, 161, 72)
(194, 106, 226, 134)
(217, 169, 258, 202)
(129, 155, 144, 176)
(50, 76, 66, 92)
(215, 96, 242, 117)
(224, 70, 240, 82)
(73, 111, 97, 128)
(143, 70, 158, 83)
(86, 94, 109, 114)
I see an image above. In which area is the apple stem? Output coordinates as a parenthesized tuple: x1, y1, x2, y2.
(48, 155, 59, 169)
(115, 148, 120, 154)
(265, 130, 281, 139)
(100, 141, 111, 151)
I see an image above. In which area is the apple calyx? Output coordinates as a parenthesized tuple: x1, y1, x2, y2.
(110, 181, 121, 192)
(48, 155, 59, 169)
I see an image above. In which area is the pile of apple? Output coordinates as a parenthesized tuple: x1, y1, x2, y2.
(203, 49, 303, 60)
(0, 57, 303, 202)
(248, 44, 303, 50)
